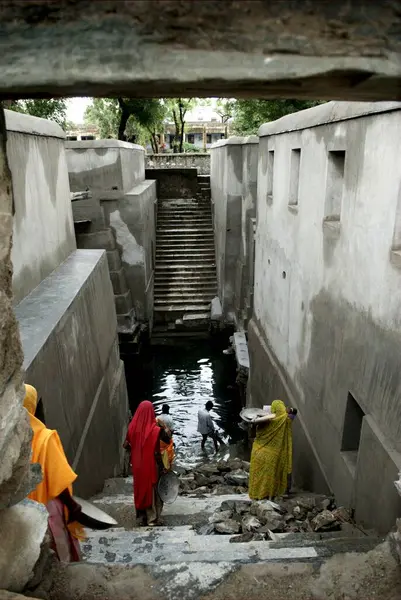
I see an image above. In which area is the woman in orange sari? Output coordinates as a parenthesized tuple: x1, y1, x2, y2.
(24, 384, 85, 562)
(156, 404, 175, 470)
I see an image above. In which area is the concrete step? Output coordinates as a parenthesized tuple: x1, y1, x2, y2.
(155, 258, 215, 266)
(82, 528, 319, 567)
(157, 227, 213, 233)
(157, 234, 215, 241)
(154, 286, 217, 294)
(154, 280, 217, 289)
(156, 247, 215, 254)
(154, 303, 211, 312)
(154, 291, 217, 300)
(156, 241, 214, 247)
(155, 264, 216, 271)
(154, 296, 214, 304)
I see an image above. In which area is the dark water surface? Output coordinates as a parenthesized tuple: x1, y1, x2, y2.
(124, 337, 247, 468)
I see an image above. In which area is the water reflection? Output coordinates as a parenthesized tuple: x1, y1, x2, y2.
(150, 341, 245, 468)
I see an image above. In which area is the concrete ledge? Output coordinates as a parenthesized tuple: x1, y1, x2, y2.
(5, 108, 65, 139)
(126, 179, 156, 197)
(259, 101, 401, 137)
(211, 135, 258, 149)
(65, 139, 145, 152)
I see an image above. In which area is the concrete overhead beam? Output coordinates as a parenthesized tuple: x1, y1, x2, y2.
(0, 1, 401, 100)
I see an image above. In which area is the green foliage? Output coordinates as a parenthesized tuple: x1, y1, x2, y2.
(84, 98, 166, 151)
(215, 99, 235, 123)
(165, 99, 195, 152)
(182, 142, 202, 153)
(231, 99, 322, 135)
(84, 98, 120, 138)
(6, 98, 68, 128)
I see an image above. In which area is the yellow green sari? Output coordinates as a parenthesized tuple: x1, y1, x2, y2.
(249, 400, 293, 499)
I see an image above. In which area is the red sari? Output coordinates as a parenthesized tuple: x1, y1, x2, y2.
(126, 401, 161, 510)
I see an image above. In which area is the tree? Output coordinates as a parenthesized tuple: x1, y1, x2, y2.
(85, 98, 166, 151)
(5, 98, 68, 128)
(84, 98, 120, 138)
(215, 99, 235, 138)
(231, 99, 323, 136)
(165, 98, 195, 153)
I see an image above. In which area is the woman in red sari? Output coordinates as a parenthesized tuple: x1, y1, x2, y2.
(125, 401, 170, 526)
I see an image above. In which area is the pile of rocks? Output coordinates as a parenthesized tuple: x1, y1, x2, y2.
(179, 458, 250, 496)
(197, 494, 353, 542)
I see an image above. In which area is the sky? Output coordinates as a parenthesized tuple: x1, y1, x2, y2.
(66, 97, 92, 124)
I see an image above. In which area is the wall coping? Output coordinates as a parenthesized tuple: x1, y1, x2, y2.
(65, 139, 145, 152)
(210, 135, 258, 149)
(258, 101, 401, 137)
(146, 153, 209, 158)
(5, 109, 65, 139)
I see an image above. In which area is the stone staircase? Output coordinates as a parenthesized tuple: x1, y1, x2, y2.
(62, 477, 385, 600)
(153, 175, 217, 336)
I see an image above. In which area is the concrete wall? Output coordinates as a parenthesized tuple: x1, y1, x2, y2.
(6, 110, 76, 304)
(210, 136, 258, 326)
(250, 101, 401, 533)
(145, 167, 199, 199)
(146, 153, 210, 174)
(66, 140, 156, 324)
(15, 250, 129, 498)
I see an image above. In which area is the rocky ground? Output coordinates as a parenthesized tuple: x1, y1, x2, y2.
(178, 457, 357, 542)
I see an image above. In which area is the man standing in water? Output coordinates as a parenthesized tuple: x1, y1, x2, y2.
(197, 401, 222, 453)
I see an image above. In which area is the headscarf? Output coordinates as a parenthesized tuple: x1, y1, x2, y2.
(126, 401, 161, 510)
(23, 384, 84, 540)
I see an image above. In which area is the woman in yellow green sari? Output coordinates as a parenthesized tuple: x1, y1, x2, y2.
(249, 400, 293, 500)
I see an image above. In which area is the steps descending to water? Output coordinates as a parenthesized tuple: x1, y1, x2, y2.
(154, 175, 217, 335)
(70, 478, 385, 600)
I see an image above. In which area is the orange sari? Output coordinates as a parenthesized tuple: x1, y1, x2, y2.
(156, 417, 175, 470)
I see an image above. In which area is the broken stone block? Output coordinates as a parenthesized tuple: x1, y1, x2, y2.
(208, 475, 225, 485)
(332, 506, 351, 523)
(224, 469, 249, 487)
(215, 519, 241, 534)
(229, 532, 254, 543)
(311, 509, 339, 532)
(209, 510, 233, 524)
(241, 461, 251, 472)
(220, 499, 235, 512)
(216, 462, 231, 473)
(232, 499, 252, 514)
(212, 485, 238, 495)
(194, 473, 209, 487)
(0, 499, 49, 592)
(211, 296, 223, 322)
(198, 464, 221, 476)
(198, 523, 215, 535)
(242, 515, 262, 532)
(252, 532, 267, 541)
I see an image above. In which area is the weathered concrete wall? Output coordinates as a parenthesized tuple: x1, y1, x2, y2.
(67, 139, 145, 193)
(15, 250, 129, 498)
(6, 110, 76, 304)
(145, 167, 198, 200)
(250, 101, 401, 533)
(1, 2, 401, 101)
(103, 181, 156, 324)
(210, 137, 257, 326)
(146, 153, 210, 175)
(66, 140, 156, 323)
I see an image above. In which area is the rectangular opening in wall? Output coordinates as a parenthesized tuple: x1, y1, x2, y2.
(289, 148, 301, 209)
(341, 392, 365, 476)
(325, 150, 345, 222)
(267, 150, 274, 201)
